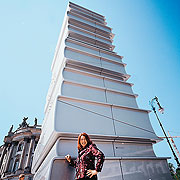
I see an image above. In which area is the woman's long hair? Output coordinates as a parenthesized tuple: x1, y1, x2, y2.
(77, 133, 92, 151)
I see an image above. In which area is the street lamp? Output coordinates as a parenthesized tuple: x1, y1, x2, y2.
(150, 96, 180, 169)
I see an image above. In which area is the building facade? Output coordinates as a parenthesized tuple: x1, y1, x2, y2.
(0, 118, 41, 180)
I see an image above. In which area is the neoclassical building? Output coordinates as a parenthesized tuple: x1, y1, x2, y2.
(0, 118, 41, 180)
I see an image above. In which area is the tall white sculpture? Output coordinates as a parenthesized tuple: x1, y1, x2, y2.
(32, 2, 172, 180)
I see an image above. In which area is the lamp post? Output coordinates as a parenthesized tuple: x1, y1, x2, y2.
(150, 96, 180, 169)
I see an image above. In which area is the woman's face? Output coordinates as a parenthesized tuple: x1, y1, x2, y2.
(80, 135, 87, 148)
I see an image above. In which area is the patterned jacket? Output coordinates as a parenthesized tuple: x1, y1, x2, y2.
(69, 144, 105, 180)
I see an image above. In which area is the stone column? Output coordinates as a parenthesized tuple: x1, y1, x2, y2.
(2, 145, 11, 174)
(25, 136, 35, 170)
(1, 144, 12, 175)
(10, 142, 18, 172)
(4, 141, 17, 173)
(18, 138, 28, 170)
(0, 143, 8, 173)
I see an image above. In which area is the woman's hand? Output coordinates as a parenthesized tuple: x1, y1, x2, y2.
(65, 154, 71, 162)
(87, 170, 98, 178)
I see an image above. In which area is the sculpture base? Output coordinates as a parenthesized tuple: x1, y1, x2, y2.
(32, 136, 172, 180)
(33, 157, 172, 180)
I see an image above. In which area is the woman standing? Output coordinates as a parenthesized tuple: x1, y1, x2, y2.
(65, 133, 105, 180)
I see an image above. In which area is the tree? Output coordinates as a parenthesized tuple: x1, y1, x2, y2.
(169, 163, 180, 180)
(176, 168, 180, 179)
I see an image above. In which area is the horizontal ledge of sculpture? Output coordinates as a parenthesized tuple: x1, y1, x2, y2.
(57, 95, 152, 114)
(65, 46, 124, 66)
(42, 156, 171, 161)
(68, 18, 114, 39)
(69, 2, 105, 21)
(61, 79, 138, 98)
(65, 58, 130, 80)
(67, 30, 114, 50)
(51, 36, 121, 73)
(68, 24, 113, 43)
(64, 67, 132, 86)
(66, 38, 121, 59)
(31, 133, 162, 171)
(67, 10, 111, 32)
(69, 8, 106, 25)
(32, 156, 172, 180)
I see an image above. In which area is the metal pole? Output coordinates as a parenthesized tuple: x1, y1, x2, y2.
(160, 136, 180, 139)
(151, 97, 180, 168)
(168, 131, 180, 162)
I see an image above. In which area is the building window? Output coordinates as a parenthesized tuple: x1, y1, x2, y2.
(13, 159, 19, 172)
(17, 143, 23, 152)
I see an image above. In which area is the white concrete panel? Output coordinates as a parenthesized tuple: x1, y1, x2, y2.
(96, 36, 112, 44)
(69, 3, 105, 21)
(100, 72, 124, 81)
(65, 41, 100, 55)
(69, 13, 111, 34)
(69, 19, 98, 36)
(70, 12, 99, 26)
(51, 12, 68, 73)
(68, 14, 96, 27)
(100, 51, 122, 62)
(56, 139, 114, 157)
(61, 81, 106, 102)
(106, 91, 138, 108)
(114, 120, 157, 140)
(33, 144, 57, 180)
(114, 143, 155, 157)
(96, 28, 111, 39)
(55, 99, 115, 136)
(66, 63, 102, 76)
(61, 80, 137, 108)
(121, 159, 172, 180)
(69, 27, 112, 46)
(95, 24, 111, 33)
(33, 101, 56, 167)
(63, 69, 104, 87)
(98, 160, 123, 180)
(70, 9, 104, 24)
(69, 32, 97, 45)
(101, 59, 126, 74)
(57, 139, 78, 157)
(69, 27, 95, 39)
(95, 41, 112, 50)
(104, 79, 133, 94)
(97, 38, 112, 45)
(93, 141, 115, 157)
(112, 107, 155, 132)
(51, 159, 75, 180)
(112, 106, 158, 140)
(65, 49, 101, 66)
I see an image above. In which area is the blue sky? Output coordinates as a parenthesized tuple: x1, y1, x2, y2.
(0, 0, 180, 167)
